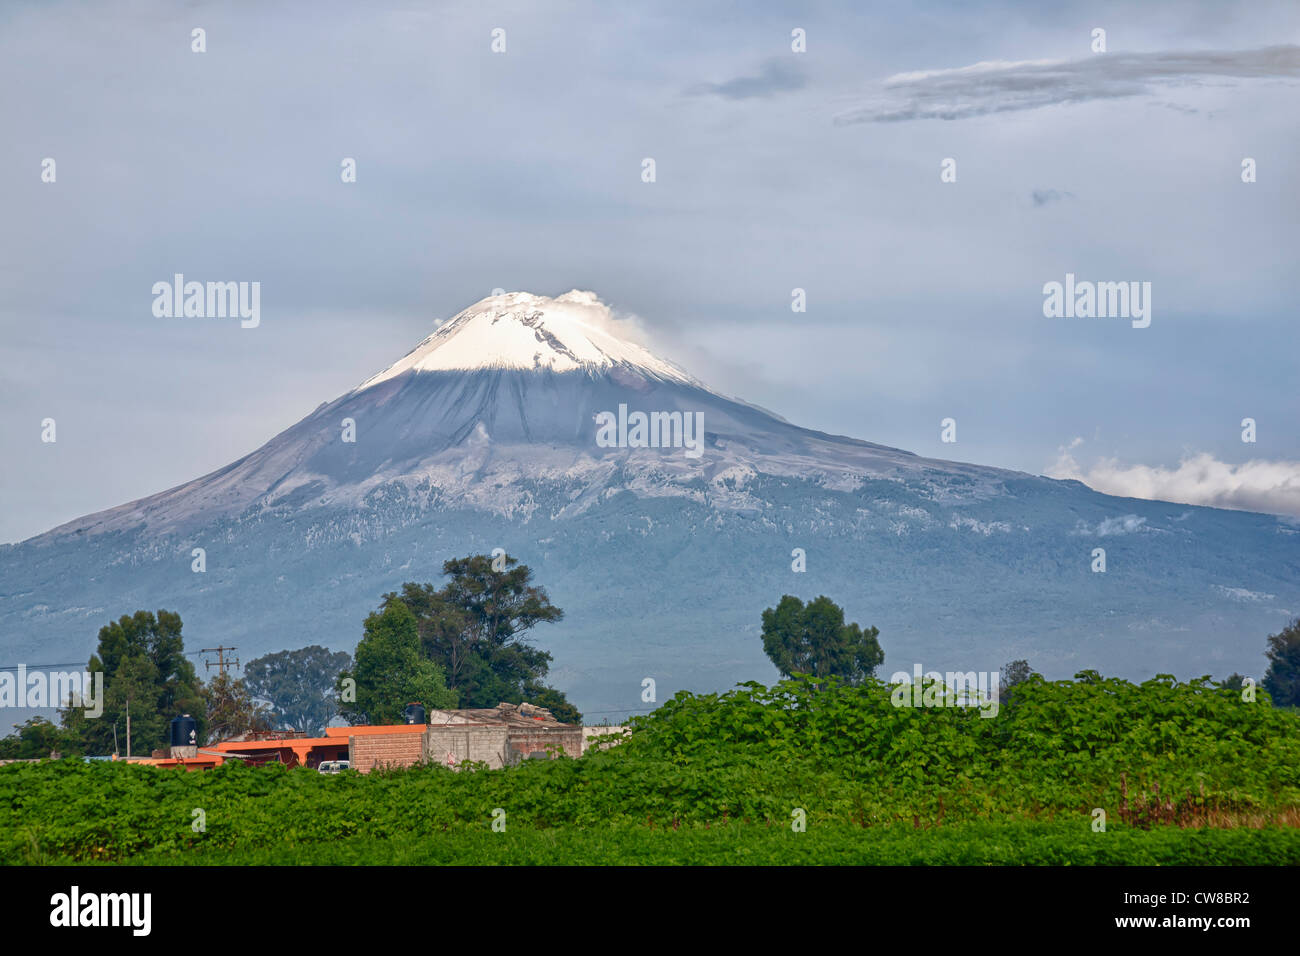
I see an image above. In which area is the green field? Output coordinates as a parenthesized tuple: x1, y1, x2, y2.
(3, 673, 1298, 865)
(13, 823, 1295, 866)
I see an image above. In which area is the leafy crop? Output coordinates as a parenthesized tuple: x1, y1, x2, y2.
(2, 673, 1296, 864)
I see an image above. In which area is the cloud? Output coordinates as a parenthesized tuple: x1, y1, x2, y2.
(1049, 445, 1300, 518)
(834, 45, 1300, 123)
(687, 59, 806, 100)
(1031, 188, 1074, 206)
(1071, 514, 1148, 536)
(1212, 584, 1275, 602)
(1098, 515, 1147, 536)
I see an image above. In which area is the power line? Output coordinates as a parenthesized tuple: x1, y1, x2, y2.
(199, 645, 239, 677)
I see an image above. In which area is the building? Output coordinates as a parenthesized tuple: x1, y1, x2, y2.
(133, 703, 626, 772)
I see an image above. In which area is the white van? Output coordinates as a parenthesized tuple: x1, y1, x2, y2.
(317, 760, 350, 774)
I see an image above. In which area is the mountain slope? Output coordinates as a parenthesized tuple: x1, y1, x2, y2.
(3, 291, 1297, 719)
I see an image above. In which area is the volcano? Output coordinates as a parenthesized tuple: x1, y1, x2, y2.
(3, 291, 1297, 717)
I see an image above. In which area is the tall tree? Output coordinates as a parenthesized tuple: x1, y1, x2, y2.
(337, 600, 457, 725)
(384, 554, 579, 720)
(998, 659, 1039, 709)
(244, 646, 353, 735)
(62, 610, 206, 755)
(1001, 660, 1036, 690)
(389, 583, 475, 690)
(760, 595, 884, 687)
(1263, 618, 1300, 707)
(204, 672, 272, 742)
(437, 554, 564, 649)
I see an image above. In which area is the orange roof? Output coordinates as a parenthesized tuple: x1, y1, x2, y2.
(207, 736, 340, 751)
(324, 724, 427, 737)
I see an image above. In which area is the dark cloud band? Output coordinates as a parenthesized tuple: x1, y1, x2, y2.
(835, 45, 1300, 123)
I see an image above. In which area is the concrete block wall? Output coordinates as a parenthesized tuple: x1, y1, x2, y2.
(506, 726, 584, 762)
(424, 726, 510, 769)
(345, 722, 609, 772)
(350, 732, 425, 772)
(580, 726, 629, 754)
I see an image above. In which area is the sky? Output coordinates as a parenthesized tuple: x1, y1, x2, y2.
(1, 0, 1298, 544)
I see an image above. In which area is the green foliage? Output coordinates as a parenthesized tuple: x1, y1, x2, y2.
(0, 718, 80, 760)
(384, 554, 579, 721)
(1263, 618, 1300, 708)
(16, 820, 1300, 866)
(244, 646, 353, 735)
(760, 595, 884, 685)
(60, 609, 205, 756)
(337, 601, 456, 725)
(3, 671, 1296, 864)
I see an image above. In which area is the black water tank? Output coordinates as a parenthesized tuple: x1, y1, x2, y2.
(403, 703, 426, 725)
(170, 714, 197, 747)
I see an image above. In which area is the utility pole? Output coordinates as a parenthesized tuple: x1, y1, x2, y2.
(125, 694, 131, 760)
(200, 645, 240, 677)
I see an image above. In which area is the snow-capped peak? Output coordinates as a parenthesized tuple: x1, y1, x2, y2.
(358, 290, 698, 389)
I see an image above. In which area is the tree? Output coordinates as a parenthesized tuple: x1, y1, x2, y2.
(438, 554, 565, 648)
(1001, 660, 1035, 690)
(0, 717, 79, 759)
(244, 646, 353, 735)
(337, 600, 457, 725)
(760, 595, 884, 687)
(61, 610, 206, 756)
(389, 582, 475, 689)
(384, 554, 580, 721)
(1001, 659, 1039, 696)
(1263, 618, 1300, 707)
(203, 671, 271, 742)
(998, 659, 1039, 709)
(1220, 673, 1248, 692)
